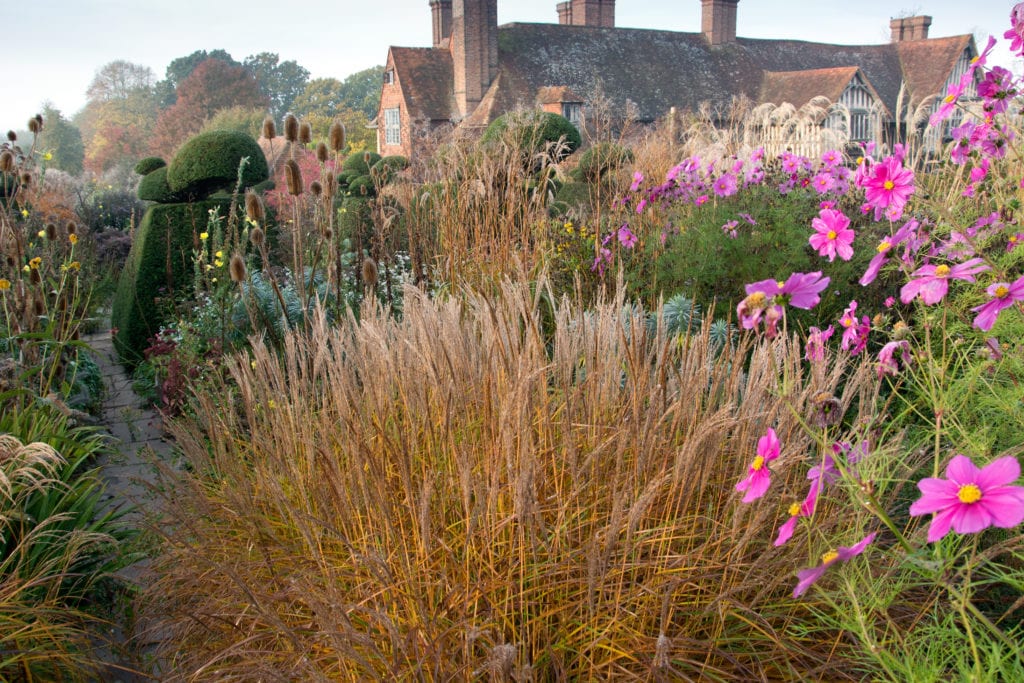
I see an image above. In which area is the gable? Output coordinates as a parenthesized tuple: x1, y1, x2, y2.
(389, 47, 455, 122)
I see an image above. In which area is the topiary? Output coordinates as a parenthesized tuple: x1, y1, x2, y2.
(340, 151, 382, 177)
(574, 142, 634, 183)
(165, 130, 269, 200)
(112, 198, 231, 365)
(137, 166, 181, 203)
(552, 181, 591, 217)
(482, 111, 582, 162)
(370, 155, 409, 185)
(134, 156, 166, 176)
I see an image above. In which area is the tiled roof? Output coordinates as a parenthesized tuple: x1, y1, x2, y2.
(896, 34, 974, 105)
(390, 47, 455, 121)
(759, 66, 861, 108)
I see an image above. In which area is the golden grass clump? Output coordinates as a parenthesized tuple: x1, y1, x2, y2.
(147, 276, 891, 681)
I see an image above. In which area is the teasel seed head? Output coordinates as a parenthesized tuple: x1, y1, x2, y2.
(249, 227, 266, 248)
(361, 257, 378, 288)
(316, 142, 328, 163)
(328, 121, 345, 152)
(245, 190, 265, 223)
(5, 131, 15, 142)
(30, 269, 41, 285)
(283, 114, 299, 142)
(0, 151, 13, 172)
(298, 122, 312, 144)
(310, 180, 322, 197)
(45, 223, 57, 240)
(229, 253, 247, 283)
(19, 172, 31, 187)
(66, 221, 77, 235)
(284, 159, 303, 195)
(27, 116, 42, 134)
(362, 151, 371, 165)
(262, 116, 277, 140)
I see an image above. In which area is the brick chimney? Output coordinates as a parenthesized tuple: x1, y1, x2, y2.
(557, 0, 615, 27)
(430, 0, 453, 48)
(452, 0, 498, 118)
(890, 15, 932, 42)
(701, 0, 739, 46)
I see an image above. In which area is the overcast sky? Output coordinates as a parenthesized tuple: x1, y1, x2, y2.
(5, 0, 1016, 130)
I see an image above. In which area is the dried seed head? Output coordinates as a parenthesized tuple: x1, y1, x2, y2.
(45, 223, 57, 240)
(310, 180, 322, 197)
(27, 117, 41, 134)
(361, 257, 378, 287)
(5, 131, 15, 142)
(19, 172, 31, 187)
(359, 182, 368, 196)
(245, 190, 265, 223)
(0, 151, 13, 172)
(362, 151, 371, 165)
(284, 159, 303, 195)
(316, 142, 328, 163)
(249, 227, 265, 247)
(262, 116, 277, 140)
(810, 391, 843, 428)
(30, 269, 41, 285)
(66, 221, 77, 235)
(322, 227, 332, 240)
(328, 121, 345, 152)
(229, 253, 247, 283)
(298, 122, 312, 144)
(323, 174, 337, 198)
(283, 114, 299, 143)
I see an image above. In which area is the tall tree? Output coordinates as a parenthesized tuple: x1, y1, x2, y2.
(150, 58, 268, 158)
(243, 52, 309, 120)
(291, 78, 346, 119)
(156, 49, 238, 106)
(37, 104, 84, 175)
(86, 60, 155, 102)
(338, 66, 385, 119)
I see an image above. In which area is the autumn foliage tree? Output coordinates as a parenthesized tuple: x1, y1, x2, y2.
(77, 60, 159, 174)
(150, 59, 268, 158)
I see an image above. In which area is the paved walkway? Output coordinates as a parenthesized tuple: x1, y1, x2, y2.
(82, 328, 173, 682)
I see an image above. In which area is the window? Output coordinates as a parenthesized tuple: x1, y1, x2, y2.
(384, 107, 401, 146)
(850, 111, 870, 142)
(562, 102, 583, 128)
(383, 70, 395, 85)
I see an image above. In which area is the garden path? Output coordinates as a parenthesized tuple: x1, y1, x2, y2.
(82, 327, 173, 682)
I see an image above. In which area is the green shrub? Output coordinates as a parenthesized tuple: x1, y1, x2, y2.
(370, 155, 409, 185)
(165, 130, 269, 200)
(482, 111, 582, 162)
(112, 198, 231, 364)
(340, 151, 382, 176)
(552, 181, 592, 216)
(574, 142, 634, 183)
(134, 156, 166, 176)
(137, 166, 181, 203)
(346, 174, 375, 197)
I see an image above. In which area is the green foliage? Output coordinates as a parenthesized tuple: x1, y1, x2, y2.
(229, 269, 336, 344)
(242, 52, 310, 120)
(134, 156, 166, 175)
(573, 141, 634, 183)
(158, 49, 239, 106)
(37, 105, 85, 175)
(552, 181, 592, 217)
(165, 130, 269, 199)
(370, 155, 409, 184)
(199, 105, 266, 138)
(137, 166, 180, 203)
(483, 110, 582, 162)
(112, 198, 230, 364)
(340, 151, 382, 176)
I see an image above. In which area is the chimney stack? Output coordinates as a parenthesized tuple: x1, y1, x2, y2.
(890, 15, 932, 42)
(430, 0, 453, 48)
(557, 0, 615, 27)
(452, 0, 498, 117)
(701, 0, 739, 46)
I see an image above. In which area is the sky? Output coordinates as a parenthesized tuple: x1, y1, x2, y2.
(5, 0, 1017, 130)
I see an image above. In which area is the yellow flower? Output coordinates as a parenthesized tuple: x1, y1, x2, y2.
(37, 230, 46, 238)
(205, 264, 213, 271)
(215, 250, 223, 259)
(267, 399, 276, 409)
(0, 279, 10, 291)
(214, 259, 224, 268)
(22, 265, 30, 273)
(69, 261, 80, 271)
(20, 209, 29, 219)
(28, 257, 41, 270)
(43, 152, 53, 161)
(200, 232, 209, 241)
(211, 277, 218, 284)
(69, 234, 78, 245)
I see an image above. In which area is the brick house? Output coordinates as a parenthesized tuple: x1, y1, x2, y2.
(376, 0, 979, 157)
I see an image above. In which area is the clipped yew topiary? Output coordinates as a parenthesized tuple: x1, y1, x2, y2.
(370, 155, 409, 185)
(137, 166, 181, 203)
(483, 111, 582, 162)
(340, 151, 382, 177)
(573, 142, 634, 183)
(134, 156, 166, 176)
(112, 198, 231, 364)
(166, 130, 269, 199)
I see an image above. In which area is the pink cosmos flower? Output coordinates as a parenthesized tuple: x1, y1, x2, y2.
(738, 273, 830, 337)
(805, 325, 834, 362)
(1005, 3, 1024, 56)
(793, 532, 877, 597)
(617, 225, 638, 248)
(713, 172, 738, 197)
(971, 276, 1024, 331)
(630, 171, 644, 192)
(780, 271, 830, 309)
(969, 35, 998, 75)
(812, 172, 836, 195)
(978, 66, 1017, 116)
(863, 156, 915, 221)
(839, 301, 870, 356)
(929, 75, 970, 126)
(721, 220, 739, 238)
(809, 208, 854, 262)
(877, 340, 912, 378)
(736, 428, 781, 503)
(909, 455, 1024, 543)
(900, 258, 989, 305)
(1008, 233, 1024, 252)
(775, 487, 818, 547)
(821, 149, 842, 168)
(860, 220, 917, 286)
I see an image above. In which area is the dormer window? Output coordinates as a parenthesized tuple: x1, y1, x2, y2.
(383, 70, 395, 85)
(562, 102, 583, 128)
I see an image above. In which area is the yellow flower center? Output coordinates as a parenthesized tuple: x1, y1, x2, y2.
(1010, 235, 1019, 244)
(748, 291, 767, 308)
(957, 483, 982, 504)
(877, 241, 891, 253)
(995, 285, 1010, 299)
(827, 230, 837, 240)
(934, 265, 951, 277)
(821, 550, 839, 565)
(883, 180, 895, 190)
(788, 502, 801, 516)
(0, 279, 9, 291)
(751, 455, 765, 471)
(944, 94, 956, 104)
